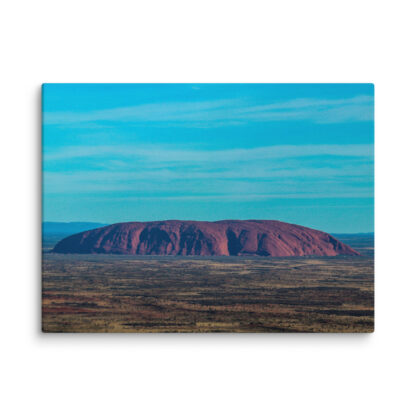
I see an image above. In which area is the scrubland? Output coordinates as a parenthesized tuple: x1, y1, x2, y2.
(42, 235, 373, 333)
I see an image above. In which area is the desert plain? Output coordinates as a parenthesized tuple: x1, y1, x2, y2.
(42, 234, 373, 333)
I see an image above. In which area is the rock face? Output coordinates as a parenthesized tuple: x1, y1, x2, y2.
(52, 220, 359, 257)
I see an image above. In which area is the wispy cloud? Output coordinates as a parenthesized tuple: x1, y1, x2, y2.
(43, 95, 373, 126)
(44, 143, 373, 163)
(43, 99, 239, 125)
(43, 142, 373, 200)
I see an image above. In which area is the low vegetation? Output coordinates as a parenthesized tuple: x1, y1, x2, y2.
(42, 235, 373, 333)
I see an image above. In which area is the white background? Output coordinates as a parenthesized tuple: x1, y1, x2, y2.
(1, 1, 415, 415)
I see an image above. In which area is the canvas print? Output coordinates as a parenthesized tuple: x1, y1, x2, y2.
(42, 84, 374, 332)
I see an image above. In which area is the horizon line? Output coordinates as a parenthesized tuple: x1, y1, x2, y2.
(42, 220, 374, 235)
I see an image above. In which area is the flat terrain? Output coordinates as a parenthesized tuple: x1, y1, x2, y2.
(42, 235, 374, 333)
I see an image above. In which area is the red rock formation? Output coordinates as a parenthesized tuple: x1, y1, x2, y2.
(52, 220, 359, 257)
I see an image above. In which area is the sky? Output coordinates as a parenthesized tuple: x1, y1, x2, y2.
(42, 84, 374, 233)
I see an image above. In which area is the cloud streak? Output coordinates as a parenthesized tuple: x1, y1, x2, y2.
(43, 142, 373, 201)
(44, 143, 374, 163)
(43, 95, 373, 126)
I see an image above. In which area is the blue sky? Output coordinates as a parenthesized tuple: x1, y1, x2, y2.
(42, 84, 374, 233)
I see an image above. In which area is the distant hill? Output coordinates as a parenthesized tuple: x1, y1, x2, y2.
(52, 220, 359, 257)
(332, 233, 374, 257)
(333, 233, 374, 238)
(43, 222, 107, 236)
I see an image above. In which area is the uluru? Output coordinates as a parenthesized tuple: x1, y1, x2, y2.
(52, 220, 359, 257)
